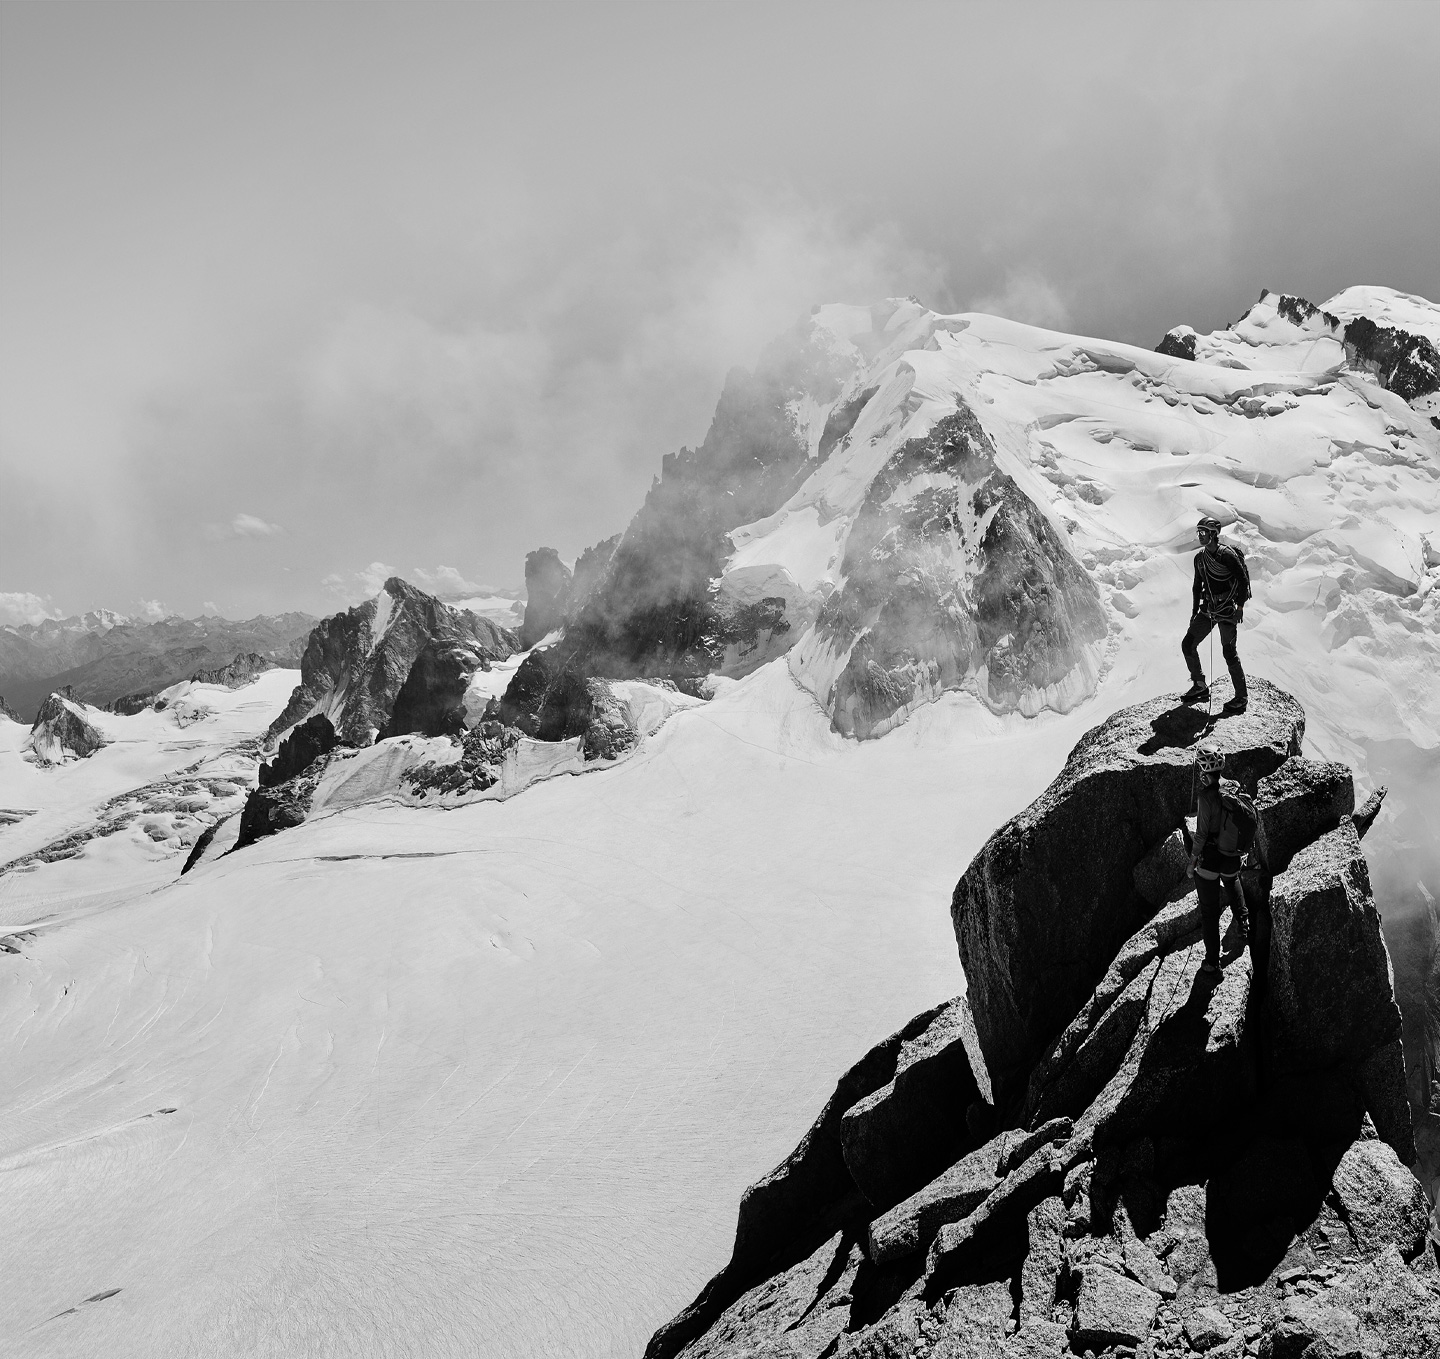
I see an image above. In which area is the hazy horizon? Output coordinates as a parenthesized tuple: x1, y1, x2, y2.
(4, 0, 1438, 624)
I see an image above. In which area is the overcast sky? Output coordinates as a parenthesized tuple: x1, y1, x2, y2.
(2, 1, 1437, 623)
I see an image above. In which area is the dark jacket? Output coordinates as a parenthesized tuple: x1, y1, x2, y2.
(1192, 544, 1247, 621)
(1193, 777, 1244, 876)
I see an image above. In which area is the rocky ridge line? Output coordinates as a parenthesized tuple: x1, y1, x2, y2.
(647, 680, 1437, 1359)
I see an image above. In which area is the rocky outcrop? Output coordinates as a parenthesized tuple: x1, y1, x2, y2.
(952, 678, 1303, 1108)
(270, 576, 517, 745)
(232, 715, 340, 850)
(519, 548, 573, 649)
(1157, 327, 1198, 362)
(492, 649, 639, 762)
(22, 690, 109, 764)
(1342, 316, 1440, 405)
(382, 640, 499, 740)
(106, 691, 155, 715)
(650, 683, 1437, 1359)
(0, 695, 20, 722)
(191, 651, 275, 688)
(805, 403, 1108, 738)
(257, 714, 338, 789)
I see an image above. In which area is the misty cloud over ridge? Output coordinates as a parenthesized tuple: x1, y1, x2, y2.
(2, 2, 1436, 618)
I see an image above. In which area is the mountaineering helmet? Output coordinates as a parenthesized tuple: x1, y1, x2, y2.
(1197, 516, 1222, 540)
(1196, 743, 1225, 774)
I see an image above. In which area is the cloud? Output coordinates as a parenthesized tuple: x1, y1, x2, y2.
(322, 562, 395, 603)
(410, 565, 486, 597)
(231, 513, 282, 537)
(202, 600, 220, 615)
(136, 598, 170, 622)
(969, 270, 1072, 331)
(0, 591, 62, 626)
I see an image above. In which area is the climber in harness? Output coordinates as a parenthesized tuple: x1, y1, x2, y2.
(1181, 516, 1251, 715)
(1187, 742, 1256, 976)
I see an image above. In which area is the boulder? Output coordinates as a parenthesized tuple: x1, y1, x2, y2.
(1257, 1299, 1364, 1359)
(1184, 1306, 1235, 1351)
(924, 1142, 1064, 1280)
(1322, 1244, 1440, 1359)
(1071, 1262, 1160, 1349)
(840, 997, 981, 1211)
(952, 678, 1302, 1105)
(1328, 1139, 1430, 1261)
(1122, 1236, 1175, 1298)
(519, 547, 572, 649)
(1254, 757, 1354, 872)
(1018, 1196, 1066, 1324)
(1265, 822, 1405, 1109)
(927, 1281, 1013, 1359)
(867, 1139, 1000, 1266)
(23, 690, 109, 764)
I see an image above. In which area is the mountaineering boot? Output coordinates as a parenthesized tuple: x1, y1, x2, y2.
(1180, 681, 1210, 704)
(1221, 693, 1248, 715)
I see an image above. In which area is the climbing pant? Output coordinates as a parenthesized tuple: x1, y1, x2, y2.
(1197, 871, 1249, 965)
(1182, 614, 1246, 702)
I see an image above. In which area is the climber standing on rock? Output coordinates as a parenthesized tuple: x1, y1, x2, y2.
(1188, 743, 1254, 976)
(1181, 516, 1250, 715)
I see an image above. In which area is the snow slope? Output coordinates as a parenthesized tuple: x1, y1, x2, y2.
(2, 653, 1188, 1358)
(2, 287, 1437, 1358)
(0, 671, 299, 925)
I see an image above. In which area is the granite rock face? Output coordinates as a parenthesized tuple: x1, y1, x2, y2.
(23, 690, 109, 764)
(808, 403, 1108, 739)
(650, 683, 1437, 1359)
(951, 678, 1304, 1107)
(269, 576, 517, 746)
(519, 548, 573, 649)
(234, 714, 339, 849)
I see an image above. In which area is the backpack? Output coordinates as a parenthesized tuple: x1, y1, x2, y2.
(1218, 786, 1259, 856)
(1229, 546, 1252, 606)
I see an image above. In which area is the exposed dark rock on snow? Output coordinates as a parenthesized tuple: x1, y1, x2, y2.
(952, 678, 1303, 1108)
(382, 640, 494, 740)
(650, 682, 1438, 1359)
(23, 690, 109, 764)
(811, 403, 1107, 739)
(402, 721, 523, 800)
(519, 548, 573, 649)
(106, 691, 156, 715)
(0, 695, 21, 722)
(1156, 327, 1198, 362)
(258, 715, 338, 789)
(270, 576, 517, 745)
(492, 649, 638, 762)
(1342, 316, 1440, 405)
(555, 317, 850, 684)
(191, 651, 275, 688)
(232, 715, 340, 850)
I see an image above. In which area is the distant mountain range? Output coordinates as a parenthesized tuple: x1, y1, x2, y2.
(0, 610, 318, 720)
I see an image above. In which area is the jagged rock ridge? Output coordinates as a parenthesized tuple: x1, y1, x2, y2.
(648, 681, 1437, 1359)
(269, 576, 518, 746)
